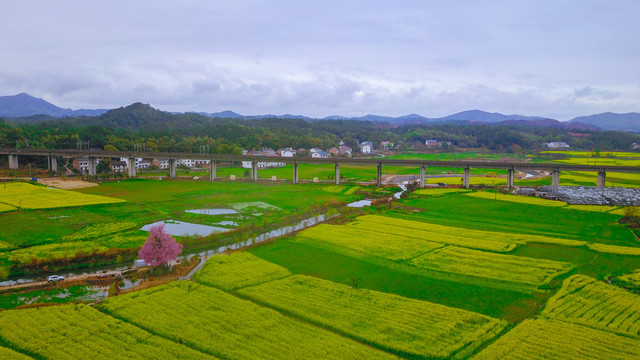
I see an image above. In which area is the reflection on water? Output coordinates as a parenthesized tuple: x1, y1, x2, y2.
(141, 220, 229, 237)
(185, 208, 238, 216)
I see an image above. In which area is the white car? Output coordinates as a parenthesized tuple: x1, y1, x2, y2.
(47, 275, 65, 282)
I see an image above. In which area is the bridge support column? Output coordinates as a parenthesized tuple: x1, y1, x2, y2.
(463, 166, 470, 189)
(127, 157, 137, 178)
(552, 169, 560, 187)
(88, 157, 97, 176)
(48, 156, 58, 172)
(507, 168, 515, 189)
(376, 163, 382, 187)
(293, 162, 299, 184)
(419, 165, 426, 188)
(209, 160, 216, 181)
(251, 160, 258, 181)
(334, 163, 340, 185)
(597, 170, 606, 188)
(169, 159, 176, 179)
(8, 154, 18, 169)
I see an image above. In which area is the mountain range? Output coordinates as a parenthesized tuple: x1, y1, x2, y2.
(0, 93, 638, 132)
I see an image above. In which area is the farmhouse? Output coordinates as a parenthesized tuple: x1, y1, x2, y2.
(312, 150, 330, 159)
(543, 142, 570, 149)
(359, 142, 373, 154)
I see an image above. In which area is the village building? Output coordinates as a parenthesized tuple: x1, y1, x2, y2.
(543, 142, 570, 149)
(339, 145, 353, 157)
(110, 161, 127, 173)
(311, 150, 330, 159)
(359, 141, 373, 154)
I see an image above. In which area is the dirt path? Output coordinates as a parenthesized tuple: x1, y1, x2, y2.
(37, 177, 98, 189)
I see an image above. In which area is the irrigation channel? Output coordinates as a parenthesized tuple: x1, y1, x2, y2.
(0, 184, 409, 293)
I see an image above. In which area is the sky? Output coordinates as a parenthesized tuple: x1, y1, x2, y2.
(1, 1, 639, 120)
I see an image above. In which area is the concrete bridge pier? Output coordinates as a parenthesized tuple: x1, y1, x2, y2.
(334, 163, 340, 185)
(507, 168, 515, 189)
(169, 159, 176, 179)
(127, 157, 137, 178)
(463, 166, 470, 189)
(87, 157, 97, 176)
(293, 162, 299, 184)
(209, 160, 216, 181)
(48, 156, 58, 172)
(376, 163, 382, 187)
(251, 160, 258, 181)
(552, 169, 560, 187)
(419, 165, 426, 188)
(597, 170, 606, 188)
(8, 154, 18, 169)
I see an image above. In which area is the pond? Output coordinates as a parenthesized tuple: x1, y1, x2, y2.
(141, 220, 229, 237)
(185, 208, 239, 216)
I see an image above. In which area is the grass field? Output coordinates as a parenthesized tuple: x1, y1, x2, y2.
(239, 274, 506, 359)
(0, 179, 368, 278)
(464, 191, 567, 207)
(192, 252, 291, 291)
(542, 275, 640, 338)
(99, 281, 395, 360)
(0, 182, 124, 210)
(472, 319, 640, 360)
(0, 304, 211, 359)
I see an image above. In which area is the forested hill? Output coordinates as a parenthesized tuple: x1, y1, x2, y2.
(1, 103, 639, 154)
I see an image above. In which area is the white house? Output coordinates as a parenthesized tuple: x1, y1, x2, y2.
(311, 150, 330, 159)
(359, 142, 373, 154)
(543, 142, 570, 149)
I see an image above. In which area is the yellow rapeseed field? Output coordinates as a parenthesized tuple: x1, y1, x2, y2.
(193, 252, 291, 291)
(0, 203, 15, 213)
(0, 304, 212, 359)
(239, 274, 507, 360)
(542, 275, 640, 338)
(0, 346, 32, 360)
(472, 319, 640, 360)
(588, 243, 640, 256)
(100, 281, 396, 360)
(618, 269, 640, 286)
(350, 215, 586, 249)
(464, 191, 567, 207)
(297, 224, 445, 260)
(0, 182, 124, 210)
(410, 246, 574, 289)
(413, 188, 472, 196)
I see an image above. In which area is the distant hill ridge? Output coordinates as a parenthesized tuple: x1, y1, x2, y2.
(0, 92, 637, 131)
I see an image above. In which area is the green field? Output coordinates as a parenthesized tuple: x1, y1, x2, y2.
(2, 177, 640, 358)
(0, 179, 370, 278)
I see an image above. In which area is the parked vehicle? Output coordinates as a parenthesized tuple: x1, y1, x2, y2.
(47, 275, 65, 282)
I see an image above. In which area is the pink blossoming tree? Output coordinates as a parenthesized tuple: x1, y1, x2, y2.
(138, 224, 183, 266)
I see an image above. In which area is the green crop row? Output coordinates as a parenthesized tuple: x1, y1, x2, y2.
(239, 274, 506, 359)
(542, 275, 640, 338)
(193, 252, 291, 291)
(99, 281, 395, 360)
(63, 222, 137, 241)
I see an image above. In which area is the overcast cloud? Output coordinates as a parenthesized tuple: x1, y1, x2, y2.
(1, 1, 639, 120)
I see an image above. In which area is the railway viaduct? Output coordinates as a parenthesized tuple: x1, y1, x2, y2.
(3, 148, 638, 189)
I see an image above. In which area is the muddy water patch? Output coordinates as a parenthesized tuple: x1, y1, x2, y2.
(141, 220, 229, 237)
(185, 208, 238, 216)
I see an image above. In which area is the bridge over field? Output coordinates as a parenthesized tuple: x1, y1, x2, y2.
(2, 148, 638, 188)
